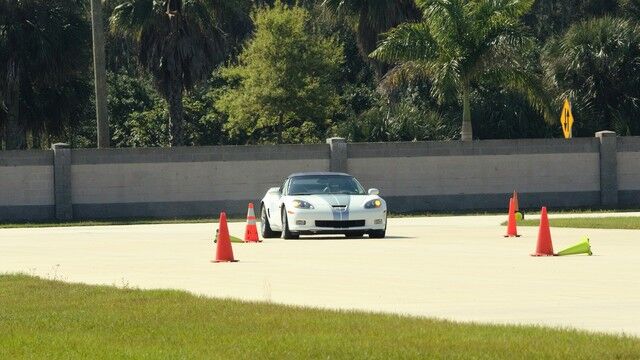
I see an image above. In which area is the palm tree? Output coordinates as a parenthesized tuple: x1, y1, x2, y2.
(371, 0, 550, 140)
(109, 0, 250, 146)
(90, 0, 110, 148)
(323, 0, 421, 78)
(0, 0, 91, 150)
(621, 0, 640, 17)
(523, 0, 621, 41)
(542, 17, 640, 136)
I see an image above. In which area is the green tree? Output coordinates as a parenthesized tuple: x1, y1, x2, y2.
(101, 71, 226, 148)
(524, 0, 620, 41)
(620, 0, 640, 17)
(0, 0, 91, 149)
(372, 0, 550, 140)
(323, 0, 421, 77)
(216, 3, 344, 144)
(109, 0, 250, 146)
(542, 17, 640, 136)
(472, 84, 555, 139)
(336, 84, 458, 142)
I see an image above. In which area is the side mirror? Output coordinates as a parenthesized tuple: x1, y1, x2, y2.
(368, 188, 380, 196)
(267, 187, 281, 195)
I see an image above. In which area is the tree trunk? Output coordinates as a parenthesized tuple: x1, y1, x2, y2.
(166, 14, 184, 147)
(90, 0, 110, 148)
(357, 9, 388, 79)
(460, 83, 473, 141)
(167, 74, 185, 147)
(4, 59, 26, 150)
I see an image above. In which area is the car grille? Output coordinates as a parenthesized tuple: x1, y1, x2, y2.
(315, 220, 365, 228)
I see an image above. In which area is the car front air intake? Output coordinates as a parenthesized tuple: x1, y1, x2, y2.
(315, 220, 365, 228)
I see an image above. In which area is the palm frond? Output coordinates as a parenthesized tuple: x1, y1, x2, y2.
(483, 67, 554, 123)
(377, 61, 430, 93)
(427, 59, 461, 103)
(322, 0, 362, 13)
(470, 23, 536, 77)
(371, 22, 437, 63)
(110, 0, 158, 39)
(201, 0, 252, 40)
(423, 0, 469, 50)
(323, 0, 421, 77)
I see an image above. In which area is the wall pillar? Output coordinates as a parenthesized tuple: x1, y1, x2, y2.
(52, 143, 73, 220)
(326, 137, 347, 173)
(595, 131, 618, 208)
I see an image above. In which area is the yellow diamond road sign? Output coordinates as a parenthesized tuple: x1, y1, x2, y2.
(560, 99, 574, 139)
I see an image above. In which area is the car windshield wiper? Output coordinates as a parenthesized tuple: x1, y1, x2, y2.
(290, 193, 312, 195)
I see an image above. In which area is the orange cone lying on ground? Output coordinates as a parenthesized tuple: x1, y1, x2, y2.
(244, 203, 261, 243)
(213, 212, 238, 263)
(504, 197, 520, 237)
(531, 207, 554, 256)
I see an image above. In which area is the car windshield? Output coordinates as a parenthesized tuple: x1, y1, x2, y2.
(288, 175, 366, 195)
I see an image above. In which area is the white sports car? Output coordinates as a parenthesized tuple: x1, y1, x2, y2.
(259, 172, 387, 239)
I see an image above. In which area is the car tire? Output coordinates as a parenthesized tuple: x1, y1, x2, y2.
(369, 230, 386, 238)
(281, 208, 299, 240)
(260, 205, 281, 238)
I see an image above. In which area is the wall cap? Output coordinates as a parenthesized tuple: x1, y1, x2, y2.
(52, 143, 71, 150)
(326, 137, 346, 144)
(595, 131, 616, 139)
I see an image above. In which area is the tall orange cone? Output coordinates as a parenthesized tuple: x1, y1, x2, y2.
(504, 197, 520, 237)
(244, 203, 261, 243)
(531, 207, 554, 257)
(213, 212, 238, 262)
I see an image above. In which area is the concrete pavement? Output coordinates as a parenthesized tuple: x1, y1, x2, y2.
(1, 215, 639, 336)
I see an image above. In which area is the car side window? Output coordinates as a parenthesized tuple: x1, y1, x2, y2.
(281, 179, 289, 196)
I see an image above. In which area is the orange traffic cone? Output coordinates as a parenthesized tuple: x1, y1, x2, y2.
(213, 212, 238, 263)
(513, 190, 525, 221)
(504, 197, 520, 237)
(244, 203, 261, 243)
(531, 207, 554, 257)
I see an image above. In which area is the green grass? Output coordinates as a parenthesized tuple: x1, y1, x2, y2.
(390, 208, 640, 218)
(1, 275, 638, 359)
(2, 208, 640, 230)
(505, 216, 640, 230)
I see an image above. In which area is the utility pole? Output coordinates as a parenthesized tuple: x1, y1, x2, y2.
(90, 0, 110, 148)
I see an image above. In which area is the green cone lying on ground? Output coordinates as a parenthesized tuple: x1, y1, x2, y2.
(556, 237, 593, 256)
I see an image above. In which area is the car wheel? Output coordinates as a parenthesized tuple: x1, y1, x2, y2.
(281, 208, 299, 240)
(369, 230, 386, 238)
(260, 205, 281, 238)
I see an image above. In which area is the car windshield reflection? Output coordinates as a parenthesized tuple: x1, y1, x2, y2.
(288, 175, 366, 195)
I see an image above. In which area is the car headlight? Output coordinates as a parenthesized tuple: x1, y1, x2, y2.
(364, 199, 383, 209)
(292, 200, 314, 209)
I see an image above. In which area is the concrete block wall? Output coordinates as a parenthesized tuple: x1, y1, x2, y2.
(347, 139, 601, 212)
(70, 144, 330, 219)
(617, 136, 640, 207)
(0, 150, 55, 221)
(1, 133, 639, 222)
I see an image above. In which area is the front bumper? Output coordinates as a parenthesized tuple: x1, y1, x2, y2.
(287, 208, 387, 234)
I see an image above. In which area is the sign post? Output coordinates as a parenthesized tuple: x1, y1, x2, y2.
(560, 99, 574, 139)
